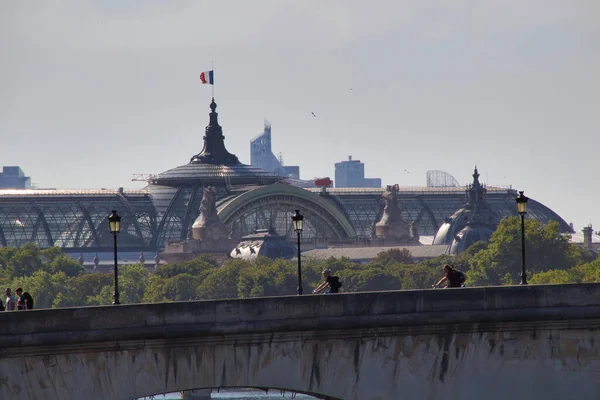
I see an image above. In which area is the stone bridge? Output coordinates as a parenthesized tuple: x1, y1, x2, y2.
(1, 284, 600, 400)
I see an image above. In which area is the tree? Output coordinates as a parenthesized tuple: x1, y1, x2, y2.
(370, 248, 413, 266)
(396, 264, 439, 289)
(467, 217, 593, 286)
(47, 254, 85, 277)
(529, 269, 579, 285)
(67, 273, 113, 306)
(119, 264, 149, 304)
(40, 246, 65, 263)
(339, 267, 402, 292)
(7, 270, 70, 309)
(236, 257, 300, 298)
(153, 256, 219, 279)
(3, 242, 43, 278)
(196, 262, 244, 300)
(574, 259, 600, 283)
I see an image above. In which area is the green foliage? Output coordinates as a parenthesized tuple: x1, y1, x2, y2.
(237, 257, 297, 298)
(395, 264, 439, 289)
(530, 269, 579, 285)
(40, 246, 65, 263)
(576, 259, 600, 283)
(0, 243, 85, 280)
(196, 262, 244, 300)
(119, 264, 149, 304)
(467, 217, 589, 286)
(153, 256, 218, 279)
(47, 254, 86, 277)
(8, 270, 70, 309)
(340, 267, 401, 292)
(0, 220, 594, 309)
(2, 242, 42, 278)
(67, 273, 113, 306)
(370, 248, 413, 266)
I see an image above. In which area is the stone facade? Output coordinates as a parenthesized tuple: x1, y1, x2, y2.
(1, 284, 600, 400)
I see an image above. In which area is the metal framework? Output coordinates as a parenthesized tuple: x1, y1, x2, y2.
(0, 189, 156, 250)
(221, 194, 348, 241)
(0, 185, 572, 251)
(426, 170, 460, 187)
(218, 184, 356, 240)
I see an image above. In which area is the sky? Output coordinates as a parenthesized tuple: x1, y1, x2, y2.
(1, 0, 598, 231)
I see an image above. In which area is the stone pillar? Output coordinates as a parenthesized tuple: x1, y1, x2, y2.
(181, 389, 211, 400)
(583, 225, 593, 250)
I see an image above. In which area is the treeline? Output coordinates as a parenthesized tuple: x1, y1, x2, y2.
(0, 217, 598, 309)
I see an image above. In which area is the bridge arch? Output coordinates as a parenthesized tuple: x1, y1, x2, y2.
(1, 285, 599, 400)
(218, 183, 356, 240)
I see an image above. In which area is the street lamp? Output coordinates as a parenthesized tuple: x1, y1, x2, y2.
(108, 210, 121, 304)
(291, 209, 304, 295)
(515, 191, 529, 285)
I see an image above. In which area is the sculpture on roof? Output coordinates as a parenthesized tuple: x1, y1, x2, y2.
(191, 186, 230, 242)
(92, 253, 99, 271)
(374, 184, 420, 244)
(161, 186, 236, 264)
(189, 99, 240, 165)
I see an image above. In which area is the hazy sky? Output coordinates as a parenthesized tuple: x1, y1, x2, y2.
(1, 1, 598, 230)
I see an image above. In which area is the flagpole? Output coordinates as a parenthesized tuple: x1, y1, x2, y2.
(212, 61, 214, 99)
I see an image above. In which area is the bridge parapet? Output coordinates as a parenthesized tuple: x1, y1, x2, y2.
(1, 283, 600, 348)
(2, 284, 600, 400)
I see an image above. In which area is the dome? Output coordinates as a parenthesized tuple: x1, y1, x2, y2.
(433, 167, 497, 254)
(150, 163, 281, 187)
(230, 229, 297, 260)
(448, 221, 495, 254)
(148, 98, 281, 189)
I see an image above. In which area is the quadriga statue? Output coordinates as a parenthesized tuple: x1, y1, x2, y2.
(374, 184, 420, 244)
(191, 186, 230, 242)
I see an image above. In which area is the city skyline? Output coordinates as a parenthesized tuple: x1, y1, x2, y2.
(1, 1, 598, 230)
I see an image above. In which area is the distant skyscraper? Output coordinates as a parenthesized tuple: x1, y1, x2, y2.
(250, 121, 299, 178)
(334, 156, 381, 188)
(0, 166, 31, 189)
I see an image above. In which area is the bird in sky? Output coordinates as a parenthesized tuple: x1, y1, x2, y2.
(311, 112, 316, 117)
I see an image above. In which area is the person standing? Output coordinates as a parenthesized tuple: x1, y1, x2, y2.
(4, 288, 16, 311)
(15, 288, 34, 310)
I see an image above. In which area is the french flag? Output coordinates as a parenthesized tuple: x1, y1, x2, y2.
(200, 70, 214, 85)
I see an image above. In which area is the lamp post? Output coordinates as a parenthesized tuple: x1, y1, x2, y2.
(515, 191, 529, 285)
(108, 210, 121, 304)
(291, 209, 304, 295)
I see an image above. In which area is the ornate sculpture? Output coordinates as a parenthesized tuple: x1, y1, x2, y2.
(409, 221, 420, 241)
(374, 184, 420, 244)
(161, 186, 235, 264)
(92, 253, 99, 271)
(191, 186, 230, 242)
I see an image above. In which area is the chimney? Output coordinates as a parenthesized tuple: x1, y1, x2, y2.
(583, 225, 593, 250)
